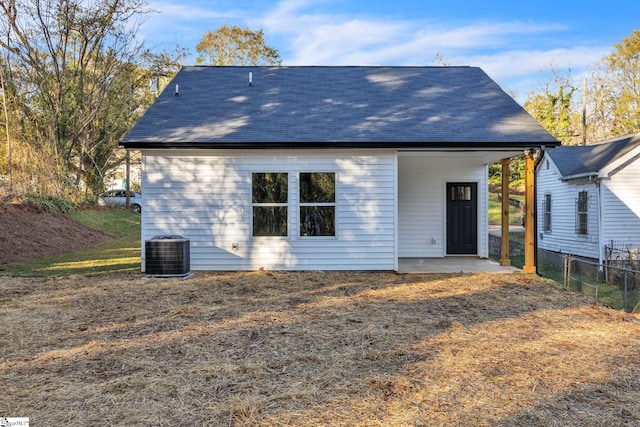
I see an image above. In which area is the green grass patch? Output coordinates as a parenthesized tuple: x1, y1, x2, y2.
(68, 209, 140, 239)
(488, 193, 524, 225)
(595, 283, 627, 309)
(1, 209, 141, 277)
(537, 260, 564, 283)
(510, 194, 525, 203)
(564, 275, 639, 312)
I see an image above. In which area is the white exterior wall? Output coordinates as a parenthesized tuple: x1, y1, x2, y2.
(537, 157, 600, 259)
(141, 149, 397, 271)
(601, 156, 640, 244)
(397, 153, 488, 258)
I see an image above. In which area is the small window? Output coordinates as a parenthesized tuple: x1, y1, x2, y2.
(299, 172, 336, 237)
(543, 194, 551, 232)
(451, 185, 472, 201)
(252, 173, 288, 237)
(576, 191, 588, 235)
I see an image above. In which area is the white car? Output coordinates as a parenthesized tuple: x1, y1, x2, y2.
(98, 189, 142, 213)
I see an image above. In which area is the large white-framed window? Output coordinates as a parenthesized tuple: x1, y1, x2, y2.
(299, 172, 336, 237)
(252, 172, 288, 237)
(575, 190, 588, 235)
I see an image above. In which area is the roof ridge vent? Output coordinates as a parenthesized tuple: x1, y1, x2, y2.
(248, 72, 253, 87)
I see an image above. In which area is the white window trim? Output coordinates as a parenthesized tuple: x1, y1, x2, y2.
(250, 171, 290, 239)
(298, 171, 338, 240)
(543, 193, 552, 232)
(575, 190, 589, 236)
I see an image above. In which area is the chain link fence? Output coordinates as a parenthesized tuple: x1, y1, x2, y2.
(605, 241, 640, 271)
(561, 256, 640, 313)
(492, 238, 640, 312)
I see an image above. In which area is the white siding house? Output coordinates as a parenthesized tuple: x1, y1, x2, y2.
(123, 66, 558, 272)
(143, 149, 397, 271)
(537, 133, 640, 263)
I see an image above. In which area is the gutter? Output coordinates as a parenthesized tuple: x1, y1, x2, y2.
(120, 140, 560, 151)
(561, 172, 598, 181)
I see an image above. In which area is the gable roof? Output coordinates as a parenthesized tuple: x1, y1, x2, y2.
(122, 66, 558, 150)
(544, 133, 640, 179)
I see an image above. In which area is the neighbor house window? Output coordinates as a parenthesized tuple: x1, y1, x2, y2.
(299, 172, 336, 237)
(576, 191, 588, 235)
(543, 194, 551, 232)
(252, 172, 288, 236)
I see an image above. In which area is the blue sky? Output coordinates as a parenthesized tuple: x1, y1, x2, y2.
(139, 0, 640, 104)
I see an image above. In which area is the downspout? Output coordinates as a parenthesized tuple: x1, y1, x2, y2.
(534, 153, 539, 275)
(393, 151, 399, 271)
(597, 178, 604, 267)
(499, 158, 511, 266)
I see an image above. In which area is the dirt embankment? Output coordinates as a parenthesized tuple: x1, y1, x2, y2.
(0, 202, 114, 265)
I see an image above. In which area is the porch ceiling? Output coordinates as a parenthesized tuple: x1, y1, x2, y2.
(397, 149, 524, 164)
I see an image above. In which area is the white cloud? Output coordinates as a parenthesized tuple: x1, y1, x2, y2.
(257, 2, 578, 68)
(253, 0, 611, 102)
(140, 1, 247, 51)
(147, 2, 237, 21)
(461, 47, 609, 79)
(139, 0, 612, 103)
(453, 46, 609, 102)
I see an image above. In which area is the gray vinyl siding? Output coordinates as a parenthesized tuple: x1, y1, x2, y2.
(398, 154, 488, 258)
(537, 157, 600, 259)
(601, 156, 640, 244)
(141, 149, 397, 271)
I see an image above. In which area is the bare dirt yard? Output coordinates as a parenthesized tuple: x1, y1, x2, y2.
(2, 271, 639, 426)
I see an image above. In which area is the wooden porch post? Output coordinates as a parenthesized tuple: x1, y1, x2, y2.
(500, 158, 511, 266)
(523, 150, 536, 274)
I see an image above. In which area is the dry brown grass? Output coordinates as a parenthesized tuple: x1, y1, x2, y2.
(1, 271, 639, 426)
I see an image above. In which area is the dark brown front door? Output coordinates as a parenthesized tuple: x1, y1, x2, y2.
(446, 183, 477, 255)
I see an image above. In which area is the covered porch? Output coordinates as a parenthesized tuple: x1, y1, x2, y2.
(397, 150, 537, 273)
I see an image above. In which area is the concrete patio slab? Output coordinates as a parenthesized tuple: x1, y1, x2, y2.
(398, 257, 521, 274)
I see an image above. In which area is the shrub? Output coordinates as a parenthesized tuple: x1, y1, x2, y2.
(27, 195, 76, 214)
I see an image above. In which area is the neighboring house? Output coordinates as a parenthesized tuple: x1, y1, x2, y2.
(104, 161, 142, 191)
(121, 66, 557, 272)
(536, 133, 640, 264)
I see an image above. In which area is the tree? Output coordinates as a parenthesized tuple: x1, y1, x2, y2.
(196, 25, 281, 66)
(0, 0, 182, 197)
(523, 67, 583, 145)
(0, 54, 12, 189)
(588, 29, 640, 138)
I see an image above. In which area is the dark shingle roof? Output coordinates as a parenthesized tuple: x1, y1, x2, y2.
(546, 133, 640, 178)
(122, 66, 558, 149)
